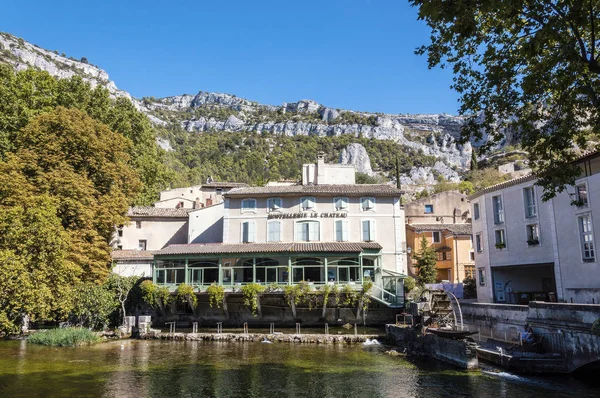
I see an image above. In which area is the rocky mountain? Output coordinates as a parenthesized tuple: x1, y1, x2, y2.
(0, 31, 480, 184)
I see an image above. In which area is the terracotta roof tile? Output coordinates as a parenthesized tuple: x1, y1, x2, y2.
(408, 223, 472, 235)
(155, 242, 382, 256)
(111, 250, 157, 260)
(224, 184, 403, 198)
(202, 182, 248, 188)
(127, 206, 190, 218)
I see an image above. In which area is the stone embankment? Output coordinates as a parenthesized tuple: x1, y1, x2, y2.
(139, 331, 384, 344)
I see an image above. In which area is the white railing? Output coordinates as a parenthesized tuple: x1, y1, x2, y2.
(369, 284, 399, 306)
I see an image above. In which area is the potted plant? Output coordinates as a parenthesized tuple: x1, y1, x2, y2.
(570, 198, 586, 207)
(527, 238, 540, 246)
(495, 242, 506, 249)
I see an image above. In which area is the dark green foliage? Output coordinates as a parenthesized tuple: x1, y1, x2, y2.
(411, 0, 600, 199)
(158, 125, 437, 186)
(463, 276, 477, 299)
(413, 236, 437, 286)
(0, 65, 173, 205)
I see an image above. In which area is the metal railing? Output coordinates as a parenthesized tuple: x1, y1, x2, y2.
(369, 284, 399, 306)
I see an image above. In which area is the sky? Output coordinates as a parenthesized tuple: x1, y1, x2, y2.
(1, 0, 459, 114)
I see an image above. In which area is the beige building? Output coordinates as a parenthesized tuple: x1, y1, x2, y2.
(151, 154, 408, 307)
(110, 207, 190, 277)
(404, 191, 474, 283)
(157, 180, 247, 209)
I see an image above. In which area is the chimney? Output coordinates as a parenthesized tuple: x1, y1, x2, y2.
(316, 152, 326, 184)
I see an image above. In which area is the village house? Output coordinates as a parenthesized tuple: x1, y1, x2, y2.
(151, 154, 408, 307)
(404, 191, 474, 283)
(470, 151, 600, 305)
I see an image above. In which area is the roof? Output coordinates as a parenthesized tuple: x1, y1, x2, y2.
(202, 182, 248, 189)
(407, 223, 472, 235)
(127, 206, 190, 218)
(154, 197, 195, 204)
(155, 242, 382, 256)
(224, 184, 403, 198)
(111, 250, 157, 260)
(467, 174, 536, 200)
(468, 149, 600, 200)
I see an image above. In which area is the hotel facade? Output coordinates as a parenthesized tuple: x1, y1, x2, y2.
(150, 155, 408, 306)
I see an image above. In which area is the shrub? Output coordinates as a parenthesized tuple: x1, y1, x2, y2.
(403, 277, 416, 293)
(28, 327, 99, 347)
(206, 284, 225, 308)
(241, 283, 266, 316)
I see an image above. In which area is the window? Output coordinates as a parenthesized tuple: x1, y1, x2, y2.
(300, 197, 316, 211)
(523, 187, 537, 218)
(241, 199, 257, 213)
(216, 188, 223, 195)
(469, 252, 475, 261)
(492, 195, 504, 224)
(526, 224, 539, 245)
(579, 215, 595, 261)
(242, 221, 256, 243)
(361, 197, 376, 211)
(437, 251, 450, 261)
(136, 221, 142, 229)
(267, 197, 282, 212)
(575, 184, 589, 207)
(473, 203, 480, 220)
(494, 229, 506, 249)
(362, 220, 376, 242)
(475, 233, 483, 253)
(334, 197, 349, 211)
(138, 240, 147, 250)
(478, 268, 486, 286)
(432, 231, 441, 243)
(335, 219, 349, 242)
(424, 204, 434, 214)
(296, 220, 320, 241)
(117, 245, 123, 250)
(267, 221, 281, 242)
(117, 226, 123, 237)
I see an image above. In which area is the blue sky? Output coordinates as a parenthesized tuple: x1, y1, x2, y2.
(2, 0, 459, 114)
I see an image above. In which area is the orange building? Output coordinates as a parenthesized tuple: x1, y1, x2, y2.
(404, 191, 475, 283)
(406, 224, 474, 282)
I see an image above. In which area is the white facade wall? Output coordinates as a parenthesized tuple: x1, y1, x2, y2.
(188, 203, 225, 244)
(223, 195, 407, 274)
(115, 218, 189, 251)
(472, 168, 600, 304)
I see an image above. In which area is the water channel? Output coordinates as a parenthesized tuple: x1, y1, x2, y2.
(0, 339, 597, 397)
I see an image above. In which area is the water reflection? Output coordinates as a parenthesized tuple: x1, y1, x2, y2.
(0, 340, 597, 398)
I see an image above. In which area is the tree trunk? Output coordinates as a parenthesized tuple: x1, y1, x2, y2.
(321, 297, 328, 319)
(355, 296, 364, 320)
(256, 295, 262, 317)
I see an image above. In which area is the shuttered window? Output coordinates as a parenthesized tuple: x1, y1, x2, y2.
(335, 220, 348, 242)
(242, 221, 256, 243)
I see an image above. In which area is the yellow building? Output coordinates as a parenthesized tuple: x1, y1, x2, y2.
(404, 191, 474, 283)
(406, 224, 474, 283)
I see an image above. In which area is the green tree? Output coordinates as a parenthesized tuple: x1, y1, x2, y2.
(0, 195, 80, 334)
(0, 107, 141, 281)
(411, 0, 600, 199)
(413, 236, 437, 286)
(70, 282, 117, 330)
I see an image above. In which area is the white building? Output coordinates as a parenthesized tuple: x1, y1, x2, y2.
(470, 151, 600, 304)
(151, 154, 408, 306)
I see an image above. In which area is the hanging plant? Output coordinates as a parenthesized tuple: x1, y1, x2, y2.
(176, 283, 198, 309)
(241, 283, 266, 316)
(206, 284, 225, 308)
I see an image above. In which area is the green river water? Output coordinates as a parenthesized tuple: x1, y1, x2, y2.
(0, 339, 597, 397)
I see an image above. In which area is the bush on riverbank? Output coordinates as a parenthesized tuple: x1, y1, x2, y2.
(28, 327, 100, 347)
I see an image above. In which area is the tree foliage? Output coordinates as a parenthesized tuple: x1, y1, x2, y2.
(413, 236, 438, 286)
(0, 107, 141, 281)
(411, 0, 600, 198)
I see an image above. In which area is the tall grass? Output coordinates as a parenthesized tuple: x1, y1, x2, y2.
(28, 327, 100, 347)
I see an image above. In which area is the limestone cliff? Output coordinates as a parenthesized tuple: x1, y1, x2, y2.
(0, 31, 481, 175)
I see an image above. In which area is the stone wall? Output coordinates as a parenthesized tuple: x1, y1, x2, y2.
(151, 293, 400, 328)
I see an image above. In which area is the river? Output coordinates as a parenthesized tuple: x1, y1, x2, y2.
(0, 339, 597, 397)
